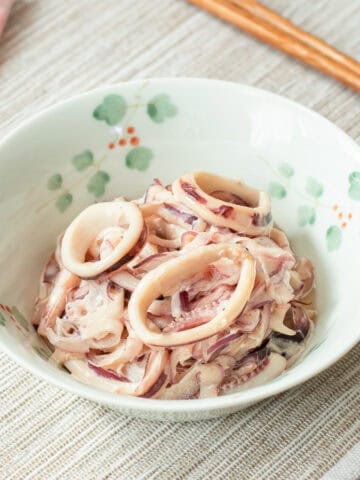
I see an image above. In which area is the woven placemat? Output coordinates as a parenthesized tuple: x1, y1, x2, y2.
(1, 1, 359, 479)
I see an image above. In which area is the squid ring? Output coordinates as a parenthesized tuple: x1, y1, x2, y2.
(61, 201, 144, 278)
(128, 243, 256, 347)
(172, 171, 272, 235)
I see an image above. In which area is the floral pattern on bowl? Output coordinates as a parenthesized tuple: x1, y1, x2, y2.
(266, 159, 359, 251)
(45, 86, 178, 214)
(0, 78, 359, 421)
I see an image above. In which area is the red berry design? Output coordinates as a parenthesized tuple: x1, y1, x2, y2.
(108, 143, 115, 150)
(130, 136, 139, 146)
(127, 126, 135, 134)
(119, 138, 127, 146)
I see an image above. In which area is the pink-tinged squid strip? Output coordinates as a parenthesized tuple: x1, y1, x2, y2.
(172, 171, 272, 235)
(128, 244, 256, 347)
(61, 201, 144, 278)
(65, 349, 169, 397)
(221, 353, 286, 393)
(37, 269, 80, 336)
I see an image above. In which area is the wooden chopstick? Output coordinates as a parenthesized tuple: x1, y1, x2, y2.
(231, 0, 360, 77)
(188, 0, 360, 92)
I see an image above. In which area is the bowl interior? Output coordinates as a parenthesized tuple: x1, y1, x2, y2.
(1, 79, 359, 418)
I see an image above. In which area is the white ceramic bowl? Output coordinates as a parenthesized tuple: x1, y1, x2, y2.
(1, 78, 359, 421)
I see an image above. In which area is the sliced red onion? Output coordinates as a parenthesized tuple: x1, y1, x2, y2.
(133, 252, 177, 271)
(272, 306, 310, 343)
(110, 269, 140, 292)
(211, 205, 234, 218)
(234, 309, 261, 333)
(88, 362, 130, 382)
(180, 180, 207, 204)
(179, 291, 190, 312)
(163, 202, 198, 225)
(234, 342, 270, 371)
(207, 332, 243, 357)
(222, 353, 286, 394)
(141, 372, 167, 398)
(161, 362, 224, 400)
(191, 334, 218, 362)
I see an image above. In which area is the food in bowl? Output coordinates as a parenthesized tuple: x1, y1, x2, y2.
(32, 171, 315, 399)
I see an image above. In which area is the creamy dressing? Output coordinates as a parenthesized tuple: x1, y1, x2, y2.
(32, 172, 316, 399)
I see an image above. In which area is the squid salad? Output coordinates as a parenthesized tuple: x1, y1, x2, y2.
(32, 171, 315, 400)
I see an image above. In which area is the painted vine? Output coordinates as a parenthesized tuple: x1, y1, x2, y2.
(268, 162, 359, 252)
(46, 92, 177, 213)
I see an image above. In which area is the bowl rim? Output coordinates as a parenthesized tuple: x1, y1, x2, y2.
(1, 77, 359, 415)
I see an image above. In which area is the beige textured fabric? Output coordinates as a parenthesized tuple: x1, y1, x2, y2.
(1, 1, 360, 479)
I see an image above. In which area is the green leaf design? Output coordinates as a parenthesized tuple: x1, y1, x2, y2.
(126, 146, 153, 171)
(348, 172, 360, 201)
(348, 171, 360, 185)
(93, 95, 127, 126)
(87, 170, 110, 197)
(349, 184, 360, 201)
(0, 312, 5, 326)
(268, 182, 286, 199)
(306, 177, 323, 198)
(278, 162, 294, 178)
(12, 306, 29, 331)
(56, 192, 73, 213)
(147, 94, 177, 123)
(297, 205, 316, 227)
(326, 225, 342, 251)
(47, 173, 63, 191)
(72, 150, 94, 171)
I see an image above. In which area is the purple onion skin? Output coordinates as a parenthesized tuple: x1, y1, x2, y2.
(133, 253, 166, 269)
(234, 343, 270, 370)
(163, 203, 198, 225)
(181, 181, 207, 204)
(179, 291, 190, 312)
(141, 373, 167, 398)
(211, 205, 234, 218)
(207, 332, 244, 360)
(88, 362, 130, 382)
(272, 306, 310, 343)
